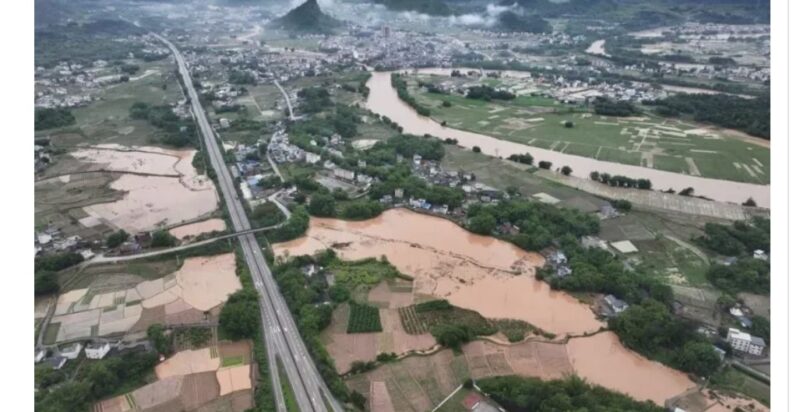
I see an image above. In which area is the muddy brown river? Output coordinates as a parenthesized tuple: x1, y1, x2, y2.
(364, 71, 770, 207)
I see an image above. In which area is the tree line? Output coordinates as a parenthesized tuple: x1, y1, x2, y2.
(590, 171, 652, 190)
(643, 93, 770, 139)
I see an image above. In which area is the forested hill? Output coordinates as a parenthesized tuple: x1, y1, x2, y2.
(272, 0, 342, 34)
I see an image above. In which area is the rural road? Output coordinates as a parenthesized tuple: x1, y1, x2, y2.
(274, 79, 296, 121)
(154, 33, 342, 412)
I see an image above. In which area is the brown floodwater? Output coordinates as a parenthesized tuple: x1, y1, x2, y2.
(364, 71, 769, 207)
(74, 145, 219, 232)
(567, 331, 696, 405)
(274, 208, 602, 336)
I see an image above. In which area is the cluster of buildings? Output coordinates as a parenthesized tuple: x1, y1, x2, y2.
(35, 341, 114, 370)
(34, 225, 94, 259)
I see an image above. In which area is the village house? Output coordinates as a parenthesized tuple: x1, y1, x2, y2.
(58, 342, 83, 360)
(727, 328, 767, 356)
(85, 342, 112, 360)
(603, 294, 629, 316)
(305, 152, 321, 164)
(333, 167, 356, 182)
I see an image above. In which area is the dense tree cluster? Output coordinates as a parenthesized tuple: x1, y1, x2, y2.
(644, 94, 769, 139)
(149, 230, 178, 248)
(228, 70, 256, 85)
(478, 375, 664, 412)
(340, 200, 383, 220)
(297, 86, 333, 114)
(266, 207, 310, 243)
(35, 271, 59, 295)
(219, 289, 261, 340)
(593, 97, 638, 117)
(707, 258, 770, 295)
(105, 229, 129, 248)
(545, 244, 672, 306)
(35, 108, 76, 131)
(35, 352, 158, 412)
(129, 102, 197, 147)
(466, 199, 600, 251)
(252, 201, 286, 227)
(610, 299, 722, 377)
(696, 217, 770, 256)
(34, 252, 84, 272)
(466, 85, 515, 101)
(590, 171, 652, 190)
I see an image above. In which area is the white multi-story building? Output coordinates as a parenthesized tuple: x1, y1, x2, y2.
(85, 342, 112, 360)
(727, 328, 766, 356)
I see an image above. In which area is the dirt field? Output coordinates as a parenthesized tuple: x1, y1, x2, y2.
(48, 254, 238, 343)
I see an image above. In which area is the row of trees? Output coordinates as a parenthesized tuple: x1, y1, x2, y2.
(478, 375, 664, 412)
(593, 97, 638, 117)
(391, 74, 431, 116)
(465, 85, 515, 101)
(590, 171, 652, 190)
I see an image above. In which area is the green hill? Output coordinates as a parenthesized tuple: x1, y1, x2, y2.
(272, 0, 342, 34)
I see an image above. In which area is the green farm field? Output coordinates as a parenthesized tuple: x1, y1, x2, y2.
(407, 75, 770, 184)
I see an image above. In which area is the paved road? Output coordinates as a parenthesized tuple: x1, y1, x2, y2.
(154, 33, 342, 412)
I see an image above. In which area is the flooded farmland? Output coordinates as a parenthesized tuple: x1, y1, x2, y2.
(71, 144, 219, 232)
(364, 71, 770, 206)
(276, 209, 707, 405)
(274, 208, 602, 336)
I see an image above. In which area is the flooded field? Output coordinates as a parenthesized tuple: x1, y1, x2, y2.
(71, 144, 219, 232)
(364, 71, 769, 206)
(275, 209, 602, 336)
(347, 333, 700, 409)
(567, 332, 695, 404)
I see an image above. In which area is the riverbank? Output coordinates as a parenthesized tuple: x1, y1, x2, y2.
(365, 70, 770, 207)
